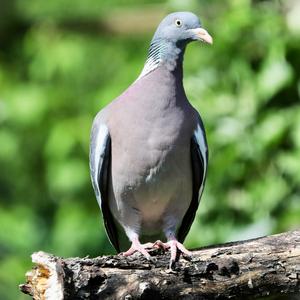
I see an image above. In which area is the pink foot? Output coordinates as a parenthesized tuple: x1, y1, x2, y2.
(121, 238, 192, 268)
(167, 239, 192, 262)
(153, 240, 169, 251)
(121, 239, 153, 260)
(154, 238, 192, 268)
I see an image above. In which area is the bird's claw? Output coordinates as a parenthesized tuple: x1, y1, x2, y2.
(153, 240, 169, 251)
(153, 239, 192, 269)
(121, 241, 154, 260)
(121, 239, 192, 269)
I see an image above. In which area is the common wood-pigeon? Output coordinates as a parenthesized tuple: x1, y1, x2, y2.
(90, 11, 212, 266)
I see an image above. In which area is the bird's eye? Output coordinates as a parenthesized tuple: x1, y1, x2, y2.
(175, 19, 182, 27)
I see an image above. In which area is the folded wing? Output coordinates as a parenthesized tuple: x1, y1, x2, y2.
(90, 120, 120, 252)
(177, 123, 208, 242)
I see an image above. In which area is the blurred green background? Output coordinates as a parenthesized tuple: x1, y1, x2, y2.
(0, 0, 299, 299)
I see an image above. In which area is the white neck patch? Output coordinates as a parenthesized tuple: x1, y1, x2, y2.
(137, 56, 162, 80)
(137, 40, 181, 80)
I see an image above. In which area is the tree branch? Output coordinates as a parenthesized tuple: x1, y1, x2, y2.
(20, 230, 300, 299)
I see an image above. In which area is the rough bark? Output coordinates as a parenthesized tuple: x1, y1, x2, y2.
(20, 230, 300, 300)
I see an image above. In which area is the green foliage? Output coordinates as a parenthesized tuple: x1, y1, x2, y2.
(0, 0, 299, 298)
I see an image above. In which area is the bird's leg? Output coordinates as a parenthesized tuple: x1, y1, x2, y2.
(121, 237, 152, 260)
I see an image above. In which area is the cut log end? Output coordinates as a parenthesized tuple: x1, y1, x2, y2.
(20, 230, 300, 299)
(19, 252, 64, 300)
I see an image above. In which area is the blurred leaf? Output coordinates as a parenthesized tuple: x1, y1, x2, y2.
(0, 206, 41, 255)
(257, 48, 293, 102)
(0, 130, 19, 160)
(51, 200, 114, 256)
(5, 85, 47, 126)
(276, 150, 300, 185)
(47, 159, 89, 195)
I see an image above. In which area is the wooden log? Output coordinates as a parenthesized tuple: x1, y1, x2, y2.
(20, 230, 300, 299)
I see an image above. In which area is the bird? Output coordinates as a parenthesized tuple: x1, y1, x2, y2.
(89, 11, 212, 267)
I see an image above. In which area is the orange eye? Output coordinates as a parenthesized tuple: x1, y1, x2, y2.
(175, 19, 182, 27)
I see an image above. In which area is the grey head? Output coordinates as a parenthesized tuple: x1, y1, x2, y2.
(153, 12, 212, 45)
(139, 12, 213, 77)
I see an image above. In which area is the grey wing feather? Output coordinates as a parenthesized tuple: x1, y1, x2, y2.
(90, 116, 120, 252)
(177, 120, 208, 243)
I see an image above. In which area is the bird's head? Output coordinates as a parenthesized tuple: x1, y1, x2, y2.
(153, 12, 213, 46)
(139, 12, 213, 78)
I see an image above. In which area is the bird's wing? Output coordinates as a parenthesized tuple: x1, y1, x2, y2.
(177, 121, 208, 243)
(90, 116, 120, 252)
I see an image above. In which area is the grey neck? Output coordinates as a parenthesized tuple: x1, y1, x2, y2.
(138, 39, 186, 80)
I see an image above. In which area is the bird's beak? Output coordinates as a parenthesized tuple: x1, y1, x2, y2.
(190, 28, 213, 45)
